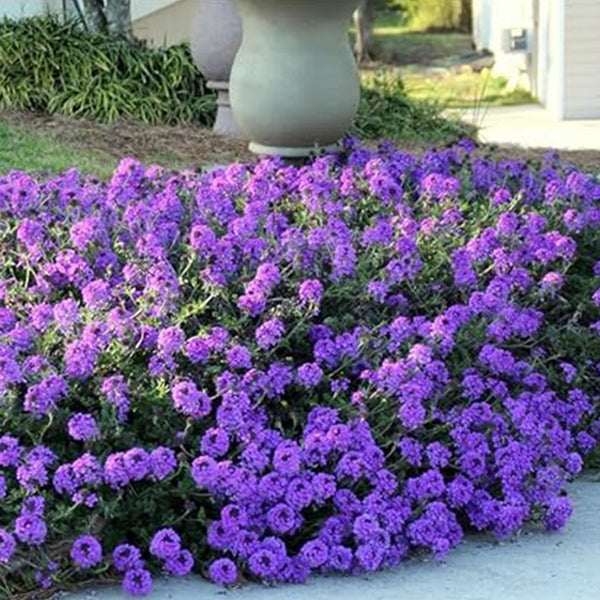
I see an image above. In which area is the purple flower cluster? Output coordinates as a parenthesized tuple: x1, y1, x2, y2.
(0, 139, 599, 597)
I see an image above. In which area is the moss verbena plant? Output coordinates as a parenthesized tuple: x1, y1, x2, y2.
(0, 139, 599, 597)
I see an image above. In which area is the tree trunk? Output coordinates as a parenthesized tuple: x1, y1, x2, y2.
(353, 0, 375, 64)
(106, 0, 133, 41)
(80, 0, 107, 34)
(459, 0, 473, 33)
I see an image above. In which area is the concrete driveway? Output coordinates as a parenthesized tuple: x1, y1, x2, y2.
(451, 105, 600, 150)
(59, 474, 600, 600)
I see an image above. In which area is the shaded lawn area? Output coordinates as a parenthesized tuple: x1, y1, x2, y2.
(366, 14, 473, 65)
(3, 111, 600, 179)
(359, 13, 535, 109)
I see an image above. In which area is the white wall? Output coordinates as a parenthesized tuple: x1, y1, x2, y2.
(0, 0, 184, 22)
(472, 0, 493, 50)
(0, 0, 62, 19)
(537, 0, 565, 117)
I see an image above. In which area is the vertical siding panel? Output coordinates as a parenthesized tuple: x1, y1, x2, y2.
(564, 0, 600, 118)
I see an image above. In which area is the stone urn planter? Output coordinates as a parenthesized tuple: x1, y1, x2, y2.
(230, 0, 361, 157)
(191, 0, 243, 137)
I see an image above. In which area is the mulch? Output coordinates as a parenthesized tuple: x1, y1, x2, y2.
(3, 110, 600, 172)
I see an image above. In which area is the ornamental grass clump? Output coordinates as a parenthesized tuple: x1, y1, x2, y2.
(1, 140, 599, 597)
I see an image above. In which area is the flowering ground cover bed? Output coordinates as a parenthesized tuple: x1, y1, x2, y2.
(1, 139, 599, 598)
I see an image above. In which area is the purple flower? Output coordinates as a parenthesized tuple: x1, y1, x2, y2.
(256, 318, 285, 350)
(226, 345, 253, 370)
(21, 495, 45, 516)
(103, 452, 130, 489)
(492, 188, 511, 206)
(165, 549, 195, 576)
(408, 501, 463, 559)
(544, 497, 573, 531)
(82, 280, 112, 311)
(273, 440, 301, 475)
(14, 514, 47, 545)
(0, 436, 22, 467)
(286, 476, 314, 510)
(356, 541, 385, 571)
(70, 535, 103, 568)
(398, 437, 422, 467)
(53, 298, 81, 332)
(299, 279, 324, 305)
(149, 528, 181, 560)
(267, 503, 299, 534)
(248, 549, 279, 578)
(101, 375, 130, 421)
(297, 362, 323, 388)
(209, 557, 238, 585)
(328, 545, 353, 571)
(64, 340, 96, 380)
(172, 380, 211, 420)
(0, 530, 16, 563)
(124, 448, 151, 481)
(112, 544, 143, 572)
(122, 568, 153, 596)
(185, 336, 210, 364)
(68, 413, 99, 441)
(150, 447, 177, 481)
(200, 428, 230, 458)
(301, 539, 329, 568)
(426, 442, 451, 468)
(24, 375, 68, 417)
(221, 504, 248, 530)
(157, 326, 185, 356)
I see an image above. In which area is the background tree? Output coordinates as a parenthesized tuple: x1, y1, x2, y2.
(354, 0, 376, 64)
(79, 0, 133, 41)
(394, 0, 472, 33)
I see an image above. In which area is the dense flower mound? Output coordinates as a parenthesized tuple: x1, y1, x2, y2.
(1, 139, 600, 596)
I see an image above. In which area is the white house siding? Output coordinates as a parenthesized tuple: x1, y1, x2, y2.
(132, 0, 194, 47)
(131, 0, 181, 22)
(564, 0, 600, 118)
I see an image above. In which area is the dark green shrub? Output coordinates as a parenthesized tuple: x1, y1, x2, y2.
(0, 16, 216, 125)
(355, 74, 476, 142)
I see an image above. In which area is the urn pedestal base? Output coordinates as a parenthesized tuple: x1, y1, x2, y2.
(208, 81, 242, 138)
(249, 142, 339, 158)
(191, 0, 244, 139)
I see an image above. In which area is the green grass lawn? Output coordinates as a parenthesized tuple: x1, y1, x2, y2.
(0, 121, 118, 177)
(402, 69, 536, 108)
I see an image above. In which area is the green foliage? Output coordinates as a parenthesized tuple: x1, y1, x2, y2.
(355, 74, 476, 142)
(0, 16, 216, 125)
(0, 15, 473, 147)
(394, 0, 471, 33)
